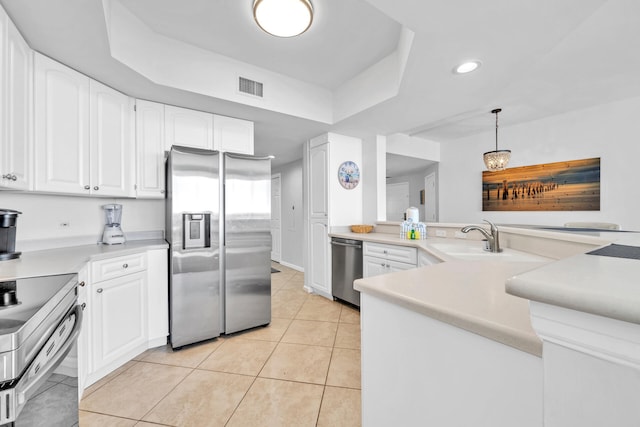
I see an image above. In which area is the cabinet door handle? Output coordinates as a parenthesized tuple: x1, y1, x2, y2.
(94, 186, 99, 190)
(79, 281, 86, 287)
(81, 302, 86, 310)
(84, 185, 90, 190)
(11, 175, 17, 181)
(123, 263, 128, 269)
(160, 189, 165, 194)
(1, 174, 7, 179)
(97, 288, 103, 293)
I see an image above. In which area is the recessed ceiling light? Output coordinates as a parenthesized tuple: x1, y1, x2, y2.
(453, 61, 481, 74)
(253, 0, 314, 38)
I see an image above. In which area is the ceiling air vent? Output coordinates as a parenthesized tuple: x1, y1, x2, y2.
(239, 77, 263, 98)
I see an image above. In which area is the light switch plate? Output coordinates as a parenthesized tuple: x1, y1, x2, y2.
(435, 230, 447, 237)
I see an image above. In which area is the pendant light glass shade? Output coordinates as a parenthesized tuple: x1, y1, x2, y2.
(483, 108, 511, 171)
(253, 0, 314, 38)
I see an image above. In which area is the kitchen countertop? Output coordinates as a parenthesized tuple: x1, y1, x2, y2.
(0, 239, 168, 280)
(343, 226, 640, 356)
(507, 248, 640, 325)
(354, 260, 546, 356)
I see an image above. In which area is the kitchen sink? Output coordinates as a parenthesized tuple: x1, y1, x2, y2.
(427, 242, 552, 262)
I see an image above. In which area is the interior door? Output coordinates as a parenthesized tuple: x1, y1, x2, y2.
(271, 174, 281, 262)
(386, 182, 410, 221)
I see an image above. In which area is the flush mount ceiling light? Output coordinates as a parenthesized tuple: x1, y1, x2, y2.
(483, 108, 511, 171)
(253, 0, 314, 38)
(453, 60, 481, 74)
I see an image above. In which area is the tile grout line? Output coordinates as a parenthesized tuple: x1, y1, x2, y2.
(225, 273, 299, 426)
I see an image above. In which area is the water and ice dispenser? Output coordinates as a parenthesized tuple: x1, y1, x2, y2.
(183, 213, 211, 249)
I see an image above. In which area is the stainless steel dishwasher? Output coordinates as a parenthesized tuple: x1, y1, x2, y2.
(331, 237, 363, 307)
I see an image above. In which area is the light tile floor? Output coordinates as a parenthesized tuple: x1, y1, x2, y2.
(79, 264, 361, 426)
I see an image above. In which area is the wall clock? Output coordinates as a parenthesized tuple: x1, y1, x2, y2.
(338, 161, 360, 189)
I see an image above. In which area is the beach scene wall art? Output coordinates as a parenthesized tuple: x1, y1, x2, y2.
(482, 157, 601, 211)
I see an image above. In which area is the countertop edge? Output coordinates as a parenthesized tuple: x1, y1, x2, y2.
(354, 261, 545, 357)
(0, 239, 169, 280)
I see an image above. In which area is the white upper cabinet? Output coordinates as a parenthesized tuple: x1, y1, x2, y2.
(164, 105, 213, 150)
(0, 8, 32, 190)
(135, 99, 166, 198)
(213, 114, 254, 155)
(34, 53, 135, 197)
(309, 143, 328, 217)
(89, 80, 135, 197)
(34, 53, 90, 195)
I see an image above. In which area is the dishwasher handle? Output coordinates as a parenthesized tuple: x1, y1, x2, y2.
(331, 240, 362, 249)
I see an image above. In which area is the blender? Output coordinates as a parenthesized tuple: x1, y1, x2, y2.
(102, 204, 126, 245)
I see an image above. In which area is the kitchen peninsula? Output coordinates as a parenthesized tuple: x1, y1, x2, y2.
(345, 223, 640, 427)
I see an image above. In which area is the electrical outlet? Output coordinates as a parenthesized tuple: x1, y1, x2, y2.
(435, 230, 447, 237)
(454, 231, 467, 239)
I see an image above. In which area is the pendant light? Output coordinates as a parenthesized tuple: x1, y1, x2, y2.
(483, 108, 511, 171)
(253, 0, 314, 38)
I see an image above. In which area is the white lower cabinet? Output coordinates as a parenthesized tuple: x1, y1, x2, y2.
(309, 219, 330, 296)
(91, 271, 147, 379)
(82, 249, 168, 388)
(363, 242, 417, 278)
(76, 265, 90, 400)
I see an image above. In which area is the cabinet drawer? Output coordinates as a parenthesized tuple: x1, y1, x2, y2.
(363, 255, 416, 278)
(91, 253, 146, 282)
(363, 242, 417, 265)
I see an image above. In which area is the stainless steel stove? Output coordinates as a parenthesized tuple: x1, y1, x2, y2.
(0, 274, 82, 426)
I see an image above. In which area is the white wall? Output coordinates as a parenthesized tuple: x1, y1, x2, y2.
(273, 160, 304, 270)
(439, 97, 640, 230)
(361, 135, 381, 225)
(326, 133, 363, 226)
(0, 192, 164, 249)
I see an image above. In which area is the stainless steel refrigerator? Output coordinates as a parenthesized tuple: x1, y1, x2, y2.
(166, 145, 271, 349)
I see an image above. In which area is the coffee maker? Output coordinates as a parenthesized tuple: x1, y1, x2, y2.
(102, 204, 126, 245)
(0, 209, 21, 260)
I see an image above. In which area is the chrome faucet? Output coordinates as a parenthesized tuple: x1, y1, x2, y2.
(461, 220, 502, 253)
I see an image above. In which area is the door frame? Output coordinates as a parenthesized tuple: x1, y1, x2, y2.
(271, 173, 282, 262)
(425, 172, 437, 222)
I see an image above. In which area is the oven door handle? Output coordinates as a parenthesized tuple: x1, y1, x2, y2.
(17, 304, 83, 406)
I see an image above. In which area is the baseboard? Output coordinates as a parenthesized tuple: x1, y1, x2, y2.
(279, 261, 304, 272)
(148, 336, 168, 349)
(306, 286, 333, 300)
